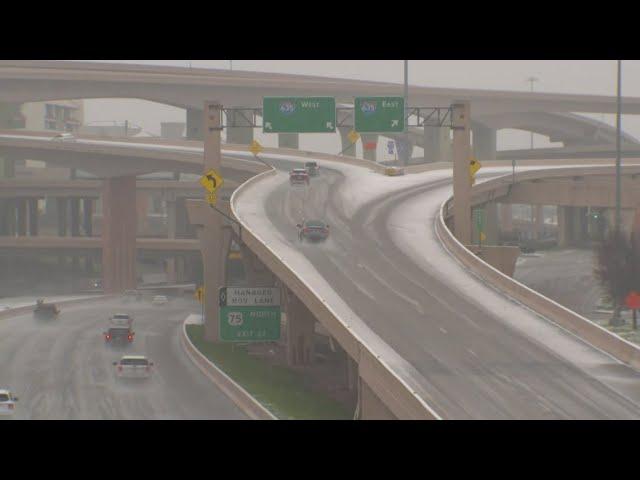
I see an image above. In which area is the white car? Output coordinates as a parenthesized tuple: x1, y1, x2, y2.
(151, 295, 168, 306)
(113, 356, 154, 379)
(51, 132, 76, 142)
(0, 389, 18, 416)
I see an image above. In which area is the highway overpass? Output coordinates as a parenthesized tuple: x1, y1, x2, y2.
(3, 60, 640, 162)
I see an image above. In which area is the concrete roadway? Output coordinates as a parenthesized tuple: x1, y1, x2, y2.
(260, 162, 640, 419)
(0, 297, 246, 419)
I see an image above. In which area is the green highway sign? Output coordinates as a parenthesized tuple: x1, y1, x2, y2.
(354, 97, 404, 133)
(219, 287, 281, 342)
(263, 97, 336, 133)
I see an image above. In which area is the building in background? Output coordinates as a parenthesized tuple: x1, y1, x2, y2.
(20, 100, 84, 132)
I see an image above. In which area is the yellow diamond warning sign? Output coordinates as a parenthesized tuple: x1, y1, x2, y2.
(200, 169, 223, 194)
(347, 130, 360, 144)
(249, 140, 264, 156)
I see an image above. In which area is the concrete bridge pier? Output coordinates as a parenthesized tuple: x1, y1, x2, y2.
(27, 198, 38, 236)
(500, 203, 513, 235)
(102, 176, 137, 294)
(534, 205, 545, 241)
(282, 286, 315, 367)
(16, 199, 27, 236)
(0, 199, 14, 235)
(360, 134, 378, 162)
(423, 125, 451, 163)
(472, 123, 497, 161)
(225, 110, 254, 145)
(82, 198, 93, 236)
(278, 133, 299, 150)
(186, 108, 203, 140)
(56, 198, 69, 236)
(70, 198, 81, 237)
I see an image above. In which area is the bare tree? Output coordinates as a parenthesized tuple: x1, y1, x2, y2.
(594, 231, 638, 325)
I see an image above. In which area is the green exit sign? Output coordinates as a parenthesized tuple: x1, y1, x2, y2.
(219, 287, 281, 342)
(263, 97, 336, 133)
(355, 97, 404, 133)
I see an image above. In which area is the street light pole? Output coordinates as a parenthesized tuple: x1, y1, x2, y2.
(615, 60, 622, 236)
(230, 60, 233, 71)
(526, 76, 539, 149)
(610, 60, 624, 327)
(403, 60, 409, 165)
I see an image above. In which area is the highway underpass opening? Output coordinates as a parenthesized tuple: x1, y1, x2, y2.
(186, 325, 353, 420)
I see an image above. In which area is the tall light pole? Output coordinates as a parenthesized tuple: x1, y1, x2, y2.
(615, 60, 622, 236)
(526, 76, 540, 149)
(403, 60, 409, 165)
(611, 60, 624, 327)
(230, 60, 233, 71)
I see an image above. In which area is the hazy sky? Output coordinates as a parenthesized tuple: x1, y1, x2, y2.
(79, 60, 640, 158)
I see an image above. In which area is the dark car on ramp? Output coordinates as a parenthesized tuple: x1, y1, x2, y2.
(297, 220, 330, 243)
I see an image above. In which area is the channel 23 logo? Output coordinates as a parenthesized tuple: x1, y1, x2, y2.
(361, 101, 377, 116)
(279, 101, 296, 115)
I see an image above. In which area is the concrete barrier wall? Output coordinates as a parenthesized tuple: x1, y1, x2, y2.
(231, 167, 439, 420)
(437, 195, 640, 371)
(180, 319, 276, 420)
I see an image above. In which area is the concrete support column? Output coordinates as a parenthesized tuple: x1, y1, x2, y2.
(16, 199, 27, 236)
(70, 198, 81, 237)
(357, 377, 396, 420)
(360, 134, 378, 162)
(57, 198, 68, 237)
(485, 202, 499, 245)
(346, 353, 358, 392)
(136, 191, 150, 236)
(278, 133, 299, 150)
(186, 108, 203, 140)
(283, 288, 315, 367)
(166, 257, 177, 284)
(472, 123, 497, 162)
(166, 198, 177, 239)
(85, 255, 94, 275)
(201, 101, 225, 342)
(338, 127, 356, 156)
(0, 156, 15, 178)
(500, 203, 513, 235)
(557, 206, 569, 247)
(452, 101, 472, 244)
(240, 243, 276, 286)
(226, 110, 254, 145)
(533, 205, 544, 241)
(28, 198, 38, 236)
(4, 199, 16, 236)
(83, 198, 93, 237)
(423, 126, 451, 163)
(102, 176, 137, 294)
(0, 200, 7, 235)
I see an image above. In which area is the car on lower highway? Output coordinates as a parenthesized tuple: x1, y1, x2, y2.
(289, 168, 310, 186)
(104, 326, 135, 346)
(297, 220, 330, 243)
(0, 389, 19, 416)
(113, 355, 154, 380)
